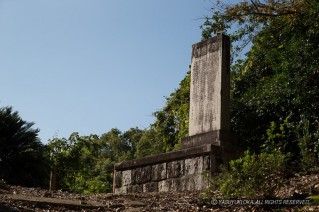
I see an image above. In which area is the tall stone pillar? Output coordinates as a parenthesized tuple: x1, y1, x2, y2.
(181, 34, 235, 154)
(189, 34, 230, 136)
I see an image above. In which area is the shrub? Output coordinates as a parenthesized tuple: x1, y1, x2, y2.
(207, 150, 287, 199)
(263, 116, 319, 172)
(83, 177, 110, 194)
(296, 118, 319, 172)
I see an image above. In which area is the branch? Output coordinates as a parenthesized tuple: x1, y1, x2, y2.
(219, 10, 299, 20)
(250, 0, 261, 14)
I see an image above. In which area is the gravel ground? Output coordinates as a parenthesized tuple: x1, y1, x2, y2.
(1, 172, 319, 211)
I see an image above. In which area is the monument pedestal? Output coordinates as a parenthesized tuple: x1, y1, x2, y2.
(181, 130, 237, 149)
(181, 130, 239, 172)
(113, 135, 239, 193)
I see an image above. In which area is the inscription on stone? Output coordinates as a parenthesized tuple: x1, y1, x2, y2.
(189, 35, 230, 136)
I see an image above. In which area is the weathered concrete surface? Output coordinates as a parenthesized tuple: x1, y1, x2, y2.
(181, 130, 238, 149)
(114, 153, 211, 194)
(180, 130, 240, 164)
(132, 166, 151, 184)
(189, 34, 230, 136)
(167, 160, 184, 178)
(115, 144, 212, 170)
(151, 163, 166, 181)
(122, 170, 132, 186)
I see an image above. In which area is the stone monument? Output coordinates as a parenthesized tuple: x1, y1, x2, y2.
(113, 34, 238, 193)
(189, 35, 230, 135)
(181, 34, 233, 150)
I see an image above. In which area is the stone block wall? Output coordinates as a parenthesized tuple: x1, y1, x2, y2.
(114, 155, 211, 193)
(113, 132, 240, 194)
(113, 144, 216, 194)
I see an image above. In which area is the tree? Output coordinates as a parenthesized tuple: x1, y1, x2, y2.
(122, 127, 145, 159)
(46, 128, 146, 193)
(47, 133, 110, 193)
(151, 71, 190, 152)
(202, 0, 319, 165)
(134, 128, 163, 158)
(0, 106, 48, 187)
(101, 128, 131, 162)
(201, 0, 315, 53)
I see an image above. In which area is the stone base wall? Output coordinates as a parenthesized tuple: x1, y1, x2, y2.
(113, 131, 240, 194)
(114, 155, 210, 193)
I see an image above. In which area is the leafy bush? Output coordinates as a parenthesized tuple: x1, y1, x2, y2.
(83, 177, 110, 194)
(296, 118, 319, 171)
(207, 150, 287, 198)
(263, 116, 319, 172)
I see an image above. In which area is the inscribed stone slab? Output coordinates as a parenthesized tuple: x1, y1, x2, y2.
(189, 35, 230, 136)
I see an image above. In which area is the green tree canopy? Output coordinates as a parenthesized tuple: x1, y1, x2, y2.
(46, 127, 146, 193)
(202, 0, 319, 165)
(151, 71, 190, 152)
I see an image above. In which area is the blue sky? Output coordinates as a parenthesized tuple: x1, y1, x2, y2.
(0, 0, 214, 143)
